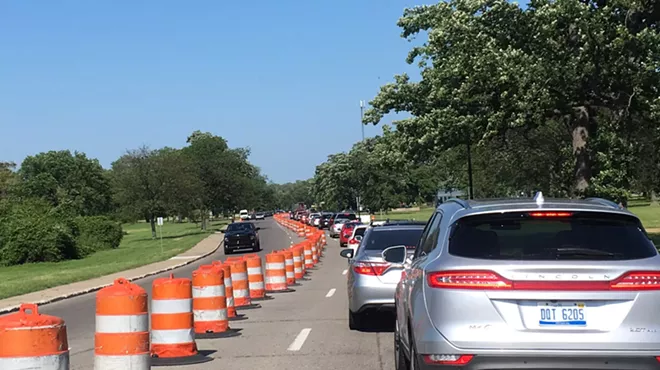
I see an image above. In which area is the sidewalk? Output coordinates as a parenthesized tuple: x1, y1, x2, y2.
(0, 232, 223, 314)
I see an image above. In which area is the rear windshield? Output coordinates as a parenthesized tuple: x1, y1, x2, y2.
(362, 228, 424, 251)
(354, 227, 367, 237)
(449, 212, 657, 260)
(336, 214, 357, 220)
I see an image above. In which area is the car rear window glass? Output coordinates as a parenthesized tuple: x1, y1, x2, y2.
(354, 227, 367, 237)
(448, 212, 657, 260)
(363, 228, 424, 251)
(336, 214, 357, 220)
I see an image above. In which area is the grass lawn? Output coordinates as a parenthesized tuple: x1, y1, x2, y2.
(0, 220, 228, 300)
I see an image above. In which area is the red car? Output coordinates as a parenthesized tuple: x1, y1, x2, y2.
(339, 221, 362, 247)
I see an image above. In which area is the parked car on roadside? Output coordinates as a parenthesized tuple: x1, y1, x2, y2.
(339, 221, 426, 330)
(390, 194, 660, 370)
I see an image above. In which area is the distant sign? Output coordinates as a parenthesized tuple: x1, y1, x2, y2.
(157, 217, 163, 226)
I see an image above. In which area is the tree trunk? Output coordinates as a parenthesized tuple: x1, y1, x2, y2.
(572, 107, 592, 195)
(201, 211, 207, 231)
(150, 217, 157, 239)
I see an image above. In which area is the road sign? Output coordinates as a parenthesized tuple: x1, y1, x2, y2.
(157, 217, 163, 226)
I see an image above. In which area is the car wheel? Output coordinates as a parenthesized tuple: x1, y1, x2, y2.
(395, 317, 410, 370)
(348, 310, 362, 330)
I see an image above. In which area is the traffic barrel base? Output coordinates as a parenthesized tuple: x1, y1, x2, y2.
(151, 353, 213, 366)
(235, 303, 262, 310)
(266, 288, 296, 294)
(251, 295, 275, 301)
(196, 327, 242, 339)
(229, 314, 248, 321)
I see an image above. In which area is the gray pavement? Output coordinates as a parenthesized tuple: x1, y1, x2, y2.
(8, 218, 395, 369)
(166, 221, 395, 370)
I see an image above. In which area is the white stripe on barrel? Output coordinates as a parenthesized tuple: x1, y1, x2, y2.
(152, 299, 192, 314)
(266, 262, 285, 270)
(265, 275, 287, 284)
(0, 354, 70, 370)
(151, 328, 194, 344)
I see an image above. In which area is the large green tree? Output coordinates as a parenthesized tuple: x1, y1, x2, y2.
(17, 150, 113, 216)
(364, 0, 660, 198)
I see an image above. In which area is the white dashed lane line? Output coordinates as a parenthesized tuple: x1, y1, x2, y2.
(287, 328, 312, 351)
(325, 288, 336, 298)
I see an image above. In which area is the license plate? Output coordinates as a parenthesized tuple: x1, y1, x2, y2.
(537, 302, 586, 326)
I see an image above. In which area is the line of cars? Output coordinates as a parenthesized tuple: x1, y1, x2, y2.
(339, 194, 660, 369)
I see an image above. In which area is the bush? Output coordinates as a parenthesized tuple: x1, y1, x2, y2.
(0, 198, 79, 266)
(74, 216, 123, 257)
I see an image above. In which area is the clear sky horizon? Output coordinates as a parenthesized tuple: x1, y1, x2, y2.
(1, 0, 426, 183)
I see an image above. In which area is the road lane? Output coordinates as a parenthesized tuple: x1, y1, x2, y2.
(165, 228, 395, 370)
(33, 218, 292, 369)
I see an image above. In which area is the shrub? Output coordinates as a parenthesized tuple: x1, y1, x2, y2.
(0, 198, 79, 265)
(74, 216, 123, 257)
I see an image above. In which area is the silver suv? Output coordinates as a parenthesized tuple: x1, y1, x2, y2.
(340, 221, 425, 330)
(390, 194, 660, 370)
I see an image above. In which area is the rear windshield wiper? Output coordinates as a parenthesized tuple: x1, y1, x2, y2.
(551, 247, 619, 257)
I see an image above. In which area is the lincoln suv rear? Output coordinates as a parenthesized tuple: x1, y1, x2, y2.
(392, 194, 660, 370)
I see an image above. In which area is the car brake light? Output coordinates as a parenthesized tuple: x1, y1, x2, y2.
(353, 261, 391, 276)
(427, 270, 660, 291)
(423, 354, 473, 365)
(348, 238, 359, 245)
(610, 271, 660, 290)
(528, 211, 573, 217)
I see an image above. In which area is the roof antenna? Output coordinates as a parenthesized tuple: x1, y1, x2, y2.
(534, 191, 545, 206)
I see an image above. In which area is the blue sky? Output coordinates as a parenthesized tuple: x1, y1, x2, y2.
(0, 0, 425, 183)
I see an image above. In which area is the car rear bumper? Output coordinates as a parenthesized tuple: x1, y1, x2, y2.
(415, 353, 660, 369)
(349, 276, 396, 312)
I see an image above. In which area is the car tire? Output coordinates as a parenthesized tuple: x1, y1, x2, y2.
(348, 310, 362, 330)
(395, 318, 410, 370)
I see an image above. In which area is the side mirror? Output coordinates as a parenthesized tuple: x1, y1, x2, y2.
(255, 227, 261, 231)
(382, 245, 407, 264)
(340, 249, 354, 259)
(355, 235, 363, 241)
(219, 229, 226, 233)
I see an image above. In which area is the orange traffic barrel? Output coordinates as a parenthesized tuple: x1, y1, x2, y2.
(229, 260, 261, 310)
(95, 278, 150, 369)
(265, 252, 294, 293)
(297, 225, 305, 237)
(291, 245, 305, 280)
(225, 256, 243, 263)
(212, 262, 247, 322)
(281, 249, 298, 286)
(303, 241, 314, 270)
(311, 241, 319, 265)
(0, 303, 69, 369)
(192, 265, 241, 339)
(150, 274, 211, 366)
(245, 255, 272, 301)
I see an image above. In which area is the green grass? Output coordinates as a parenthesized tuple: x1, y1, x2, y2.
(0, 220, 228, 300)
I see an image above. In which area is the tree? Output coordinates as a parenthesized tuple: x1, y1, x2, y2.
(364, 0, 660, 197)
(0, 161, 17, 200)
(17, 150, 113, 215)
(110, 146, 201, 238)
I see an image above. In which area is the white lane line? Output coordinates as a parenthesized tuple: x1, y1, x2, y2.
(342, 269, 348, 275)
(287, 328, 312, 351)
(325, 288, 336, 298)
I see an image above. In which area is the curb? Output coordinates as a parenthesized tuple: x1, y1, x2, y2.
(0, 237, 223, 315)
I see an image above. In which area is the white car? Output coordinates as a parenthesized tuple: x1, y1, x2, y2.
(346, 225, 368, 254)
(239, 209, 250, 220)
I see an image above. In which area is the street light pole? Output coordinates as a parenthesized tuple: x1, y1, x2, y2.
(359, 100, 365, 142)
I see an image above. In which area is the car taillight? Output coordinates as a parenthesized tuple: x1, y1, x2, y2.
(423, 354, 473, 366)
(610, 271, 660, 290)
(427, 271, 512, 289)
(348, 238, 359, 245)
(353, 261, 391, 276)
(427, 270, 660, 291)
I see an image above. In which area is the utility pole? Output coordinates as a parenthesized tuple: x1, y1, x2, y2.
(359, 100, 365, 142)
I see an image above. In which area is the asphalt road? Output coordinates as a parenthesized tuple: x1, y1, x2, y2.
(31, 218, 395, 369)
